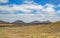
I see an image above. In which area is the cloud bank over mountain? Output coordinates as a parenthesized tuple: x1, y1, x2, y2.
(0, 0, 60, 22)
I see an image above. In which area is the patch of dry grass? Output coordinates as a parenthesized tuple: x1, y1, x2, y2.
(0, 23, 60, 38)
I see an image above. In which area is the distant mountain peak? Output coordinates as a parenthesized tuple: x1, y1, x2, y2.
(31, 20, 51, 24)
(13, 20, 25, 24)
(0, 21, 9, 24)
(31, 21, 41, 23)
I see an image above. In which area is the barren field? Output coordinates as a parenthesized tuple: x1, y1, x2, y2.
(0, 23, 60, 38)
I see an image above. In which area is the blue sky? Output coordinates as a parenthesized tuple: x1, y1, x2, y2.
(0, 0, 60, 22)
(0, 0, 60, 5)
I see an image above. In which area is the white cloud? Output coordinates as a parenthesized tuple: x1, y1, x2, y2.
(57, 10, 60, 13)
(45, 3, 55, 7)
(0, 14, 59, 22)
(58, 4, 60, 7)
(0, 0, 8, 3)
(0, 0, 60, 22)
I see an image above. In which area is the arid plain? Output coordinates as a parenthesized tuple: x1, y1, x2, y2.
(0, 22, 60, 38)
